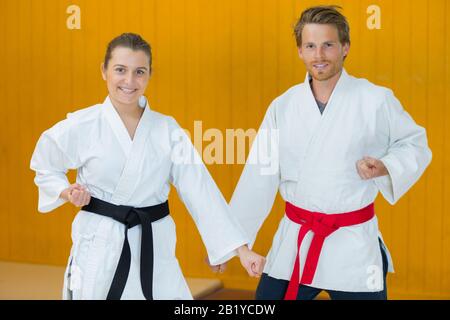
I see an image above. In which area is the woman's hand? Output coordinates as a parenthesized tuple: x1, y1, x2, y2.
(60, 183, 91, 207)
(205, 257, 227, 274)
(237, 245, 266, 278)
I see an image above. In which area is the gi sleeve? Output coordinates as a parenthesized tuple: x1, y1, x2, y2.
(30, 118, 83, 213)
(374, 89, 432, 204)
(229, 101, 281, 249)
(168, 118, 250, 265)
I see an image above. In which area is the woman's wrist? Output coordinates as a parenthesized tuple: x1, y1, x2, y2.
(60, 188, 71, 201)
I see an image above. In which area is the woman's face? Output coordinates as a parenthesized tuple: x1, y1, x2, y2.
(101, 47, 151, 108)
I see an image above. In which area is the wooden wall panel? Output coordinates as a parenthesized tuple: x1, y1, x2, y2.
(0, 0, 448, 299)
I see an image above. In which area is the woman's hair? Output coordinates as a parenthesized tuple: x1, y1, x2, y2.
(294, 5, 350, 47)
(104, 33, 152, 70)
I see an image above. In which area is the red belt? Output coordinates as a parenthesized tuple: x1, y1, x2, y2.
(284, 202, 375, 300)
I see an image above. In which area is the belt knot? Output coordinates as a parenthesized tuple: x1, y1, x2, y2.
(310, 214, 339, 237)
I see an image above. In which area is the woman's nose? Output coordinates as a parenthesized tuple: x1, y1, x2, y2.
(122, 71, 135, 85)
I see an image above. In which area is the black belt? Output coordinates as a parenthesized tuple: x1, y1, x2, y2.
(82, 197, 170, 300)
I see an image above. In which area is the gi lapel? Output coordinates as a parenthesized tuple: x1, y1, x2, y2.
(102, 96, 154, 204)
(103, 96, 133, 156)
(301, 69, 352, 155)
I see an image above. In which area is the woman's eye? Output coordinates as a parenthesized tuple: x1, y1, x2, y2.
(115, 68, 125, 73)
(137, 70, 145, 75)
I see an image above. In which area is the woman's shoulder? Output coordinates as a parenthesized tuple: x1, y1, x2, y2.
(43, 103, 103, 138)
(66, 103, 103, 123)
(147, 109, 181, 130)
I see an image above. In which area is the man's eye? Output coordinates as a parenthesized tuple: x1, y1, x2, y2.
(137, 70, 145, 75)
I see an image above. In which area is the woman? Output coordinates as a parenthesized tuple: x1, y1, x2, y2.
(30, 33, 265, 300)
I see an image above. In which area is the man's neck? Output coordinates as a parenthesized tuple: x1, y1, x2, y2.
(310, 69, 343, 104)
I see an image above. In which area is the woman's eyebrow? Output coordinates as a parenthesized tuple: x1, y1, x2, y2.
(113, 64, 148, 70)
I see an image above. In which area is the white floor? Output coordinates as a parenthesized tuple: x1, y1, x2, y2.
(0, 261, 222, 300)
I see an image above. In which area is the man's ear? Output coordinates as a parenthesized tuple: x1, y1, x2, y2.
(343, 42, 350, 59)
(297, 46, 304, 60)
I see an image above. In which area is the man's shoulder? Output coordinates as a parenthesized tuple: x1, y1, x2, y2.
(270, 83, 304, 108)
(280, 82, 305, 98)
(347, 73, 393, 98)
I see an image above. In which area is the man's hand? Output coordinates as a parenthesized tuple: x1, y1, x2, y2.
(237, 245, 266, 278)
(205, 257, 227, 274)
(356, 156, 389, 180)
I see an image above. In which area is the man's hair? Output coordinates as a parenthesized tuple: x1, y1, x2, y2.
(104, 33, 152, 70)
(294, 5, 350, 47)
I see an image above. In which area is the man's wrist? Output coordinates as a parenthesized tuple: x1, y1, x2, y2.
(237, 245, 249, 256)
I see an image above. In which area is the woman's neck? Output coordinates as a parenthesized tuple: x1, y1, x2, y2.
(110, 97, 144, 119)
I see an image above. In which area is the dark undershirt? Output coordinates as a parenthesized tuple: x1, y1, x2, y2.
(310, 77, 328, 114)
(316, 99, 327, 115)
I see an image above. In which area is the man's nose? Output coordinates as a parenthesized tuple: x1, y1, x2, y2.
(314, 47, 325, 60)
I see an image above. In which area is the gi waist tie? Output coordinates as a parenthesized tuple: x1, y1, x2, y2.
(284, 202, 375, 300)
(82, 197, 170, 300)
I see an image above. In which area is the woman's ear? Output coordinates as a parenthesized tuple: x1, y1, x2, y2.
(100, 63, 107, 81)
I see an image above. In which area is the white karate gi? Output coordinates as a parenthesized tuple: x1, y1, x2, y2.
(230, 69, 432, 292)
(30, 97, 249, 300)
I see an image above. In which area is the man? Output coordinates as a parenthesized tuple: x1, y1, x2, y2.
(223, 6, 432, 300)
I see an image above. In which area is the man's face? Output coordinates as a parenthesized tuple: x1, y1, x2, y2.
(298, 23, 350, 82)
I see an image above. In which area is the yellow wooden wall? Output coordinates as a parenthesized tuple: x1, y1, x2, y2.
(0, 0, 449, 299)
